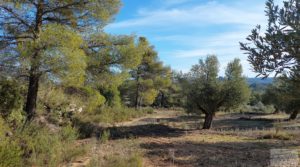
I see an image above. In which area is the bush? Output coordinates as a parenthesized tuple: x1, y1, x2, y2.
(100, 130, 110, 143)
(239, 103, 275, 114)
(3, 123, 86, 167)
(253, 102, 275, 113)
(0, 79, 23, 119)
(0, 138, 23, 167)
(0, 118, 23, 167)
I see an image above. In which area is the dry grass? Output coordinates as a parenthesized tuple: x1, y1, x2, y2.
(68, 110, 300, 167)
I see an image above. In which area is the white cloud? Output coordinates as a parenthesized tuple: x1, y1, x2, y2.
(158, 30, 253, 76)
(106, 0, 279, 77)
(108, 1, 266, 29)
(163, 0, 193, 6)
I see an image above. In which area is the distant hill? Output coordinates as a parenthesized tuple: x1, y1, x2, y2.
(247, 78, 273, 91)
(247, 78, 273, 85)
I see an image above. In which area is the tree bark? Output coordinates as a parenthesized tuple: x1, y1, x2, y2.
(203, 113, 213, 129)
(160, 91, 165, 108)
(24, 1, 43, 121)
(289, 110, 299, 120)
(25, 69, 40, 121)
(135, 82, 140, 109)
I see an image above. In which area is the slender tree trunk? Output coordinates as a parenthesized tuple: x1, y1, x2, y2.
(203, 113, 213, 129)
(24, 1, 43, 121)
(135, 83, 140, 109)
(160, 91, 165, 108)
(289, 110, 299, 120)
(25, 68, 40, 121)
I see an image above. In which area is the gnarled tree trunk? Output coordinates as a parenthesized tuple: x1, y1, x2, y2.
(203, 113, 213, 129)
(289, 110, 299, 120)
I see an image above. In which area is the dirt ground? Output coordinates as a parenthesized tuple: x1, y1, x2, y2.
(67, 110, 300, 167)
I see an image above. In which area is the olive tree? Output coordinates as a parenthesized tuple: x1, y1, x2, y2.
(186, 56, 250, 129)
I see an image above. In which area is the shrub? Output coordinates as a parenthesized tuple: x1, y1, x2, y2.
(0, 118, 23, 167)
(100, 130, 110, 143)
(253, 102, 275, 113)
(0, 79, 23, 119)
(14, 123, 85, 167)
(0, 138, 23, 167)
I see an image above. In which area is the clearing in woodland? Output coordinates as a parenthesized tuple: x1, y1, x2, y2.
(67, 110, 300, 167)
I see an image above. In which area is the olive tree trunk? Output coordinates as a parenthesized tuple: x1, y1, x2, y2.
(289, 110, 299, 120)
(203, 113, 214, 129)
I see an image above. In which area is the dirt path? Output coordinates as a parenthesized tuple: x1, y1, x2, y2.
(114, 110, 183, 127)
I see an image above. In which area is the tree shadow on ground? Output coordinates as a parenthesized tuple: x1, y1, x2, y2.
(212, 118, 274, 131)
(73, 118, 185, 139)
(107, 124, 185, 139)
(140, 139, 299, 167)
(156, 115, 202, 123)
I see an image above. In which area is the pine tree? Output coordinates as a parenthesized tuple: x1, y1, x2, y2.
(0, 0, 121, 120)
(121, 37, 171, 108)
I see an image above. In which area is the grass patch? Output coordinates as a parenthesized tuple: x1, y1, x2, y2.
(260, 132, 294, 140)
(87, 153, 143, 167)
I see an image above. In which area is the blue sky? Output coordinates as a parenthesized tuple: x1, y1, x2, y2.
(105, 0, 283, 77)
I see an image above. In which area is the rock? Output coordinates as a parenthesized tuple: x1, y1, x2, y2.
(5, 131, 13, 137)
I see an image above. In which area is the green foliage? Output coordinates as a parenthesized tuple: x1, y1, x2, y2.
(18, 124, 84, 166)
(223, 59, 251, 110)
(0, 79, 23, 119)
(0, 119, 84, 167)
(121, 37, 172, 107)
(185, 55, 223, 115)
(0, 137, 23, 167)
(261, 77, 300, 118)
(100, 130, 111, 143)
(39, 85, 105, 117)
(85, 34, 143, 108)
(184, 56, 251, 129)
(82, 87, 106, 112)
(249, 91, 262, 106)
(0, 0, 122, 119)
(240, 0, 300, 77)
(19, 24, 87, 87)
(0, 118, 23, 167)
(240, 0, 300, 118)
